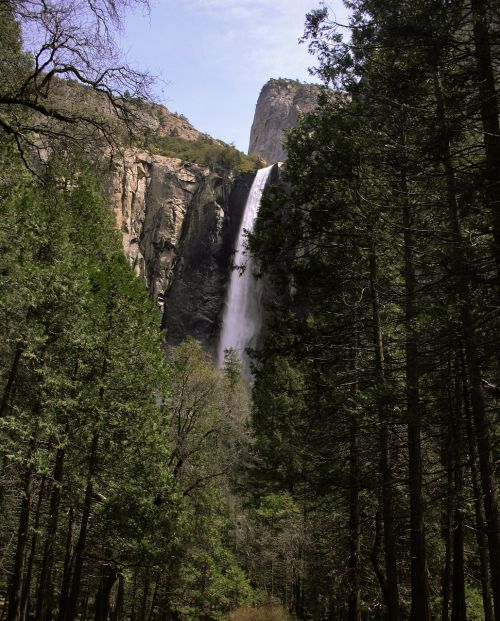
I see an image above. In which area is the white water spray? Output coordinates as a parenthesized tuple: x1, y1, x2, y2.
(217, 165, 274, 377)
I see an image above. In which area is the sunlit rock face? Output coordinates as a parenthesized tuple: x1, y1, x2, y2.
(109, 148, 254, 352)
(110, 150, 197, 302)
(248, 78, 322, 163)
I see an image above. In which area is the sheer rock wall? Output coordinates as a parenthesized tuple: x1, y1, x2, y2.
(109, 149, 254, 352)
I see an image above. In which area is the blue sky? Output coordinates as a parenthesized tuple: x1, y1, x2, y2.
(120, 0, 349, 152)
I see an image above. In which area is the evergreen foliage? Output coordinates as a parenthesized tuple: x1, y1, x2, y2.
(0, 142, 254, 621)
(247, 1, 500, 619)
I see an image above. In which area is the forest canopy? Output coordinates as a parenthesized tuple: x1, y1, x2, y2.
(0, 4, 257, 621)
(248, 0, 500, 619)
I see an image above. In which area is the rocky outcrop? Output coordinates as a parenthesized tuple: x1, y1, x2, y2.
(248, 79, 323, 163)
(138, 102, 203, 141)
(109, 148, 254, 352)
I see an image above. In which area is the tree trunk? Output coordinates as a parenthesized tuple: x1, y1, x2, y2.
(36, 442, 66, 621)
(470, 0, 500, 283)
(433, 68, 500, 621)
(94, 569, 118, 621)
(400, 126, 431, 621)
(462, 353, 494, 621)
(130, 571, 138, 621)
(110, 574, 124, 621)
(21, 473, 48, 621)
(450, 360, 466, 621)
(348, 327, 361, 621)
(0, 345, 23, 419)
(348, 416, 361, 621)
(147, 574, 160, 621)
(450, 511, 466, 621)
(441, 426, 453, 621)
(7, 462, 34, 621)
(0, 345, 24, 516)
(57, 508, 75, 621)
(64, 431, 99, 621)
(81, 585, 90, 621)
(140, 571, 150, 621)
(368, 234, 400, 621)
(370, 509, 388, 602)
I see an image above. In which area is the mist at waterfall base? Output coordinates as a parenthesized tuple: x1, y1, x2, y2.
(217, 165, 274, 379)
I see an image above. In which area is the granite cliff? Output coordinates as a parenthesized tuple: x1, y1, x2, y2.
(108, 84, 301, 354)
(109, 146, 255, 354)
(248, 78, 323, 163)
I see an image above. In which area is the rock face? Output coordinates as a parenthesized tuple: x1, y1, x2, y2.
(248, 79, 322, 163)
(108, 85, 302, 355)
(109, 148, 254, 353)
(163, 172, 255, 348)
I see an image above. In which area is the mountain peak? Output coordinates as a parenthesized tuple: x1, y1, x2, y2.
(248, 78, 323, 163)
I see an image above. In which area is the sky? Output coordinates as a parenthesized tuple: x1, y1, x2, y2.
(120, 0, 349, 152)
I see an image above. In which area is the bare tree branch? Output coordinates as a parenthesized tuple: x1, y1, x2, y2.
(0, 0, 154, 168)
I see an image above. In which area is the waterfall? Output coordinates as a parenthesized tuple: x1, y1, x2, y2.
(217, 165, 274, 377)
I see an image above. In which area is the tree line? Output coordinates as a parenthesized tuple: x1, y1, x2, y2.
(0, 133, 259, 620)
(247, 0, 500, 619)
(0, 3, 259, 620)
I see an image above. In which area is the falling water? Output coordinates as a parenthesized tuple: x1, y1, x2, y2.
(217, 165, 274, 377)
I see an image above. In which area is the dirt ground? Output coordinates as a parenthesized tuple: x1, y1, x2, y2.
(226, 604, 296, 621)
